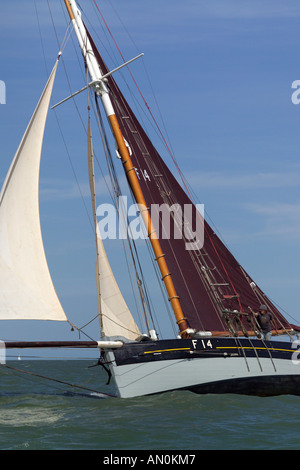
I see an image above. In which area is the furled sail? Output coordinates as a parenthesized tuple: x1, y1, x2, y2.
(85, 30, 299, 336)
(0, 59, 67, 321)
(88, 118, 140, 341)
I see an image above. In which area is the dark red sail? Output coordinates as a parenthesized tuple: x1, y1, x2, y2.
(87, 31, 299, 336)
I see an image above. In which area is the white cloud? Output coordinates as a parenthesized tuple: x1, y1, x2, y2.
(196, 1, 300, 20)
(39, 176, 113, 202)
(185, 169, 300, 190)
(246, 202, 300, 241)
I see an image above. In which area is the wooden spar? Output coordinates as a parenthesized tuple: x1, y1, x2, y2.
(64, 0, 75, 20)
(63, 0, 191, 336)
(5, 341, 98, 349)
(108, 115, 190, 335)
(4, 340, 123, 349)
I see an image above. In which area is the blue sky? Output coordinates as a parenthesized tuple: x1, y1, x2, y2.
(0, 0, 299, 355)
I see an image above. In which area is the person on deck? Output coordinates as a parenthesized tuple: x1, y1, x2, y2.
(253, 305, 273, 341)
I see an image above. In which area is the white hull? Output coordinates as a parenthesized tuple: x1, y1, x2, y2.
(105, 338, 300, 398)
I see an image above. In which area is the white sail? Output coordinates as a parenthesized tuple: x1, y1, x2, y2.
(87, 119, 140, 341)
(0, 59, 67, 321)
(96, 224, 141, 341)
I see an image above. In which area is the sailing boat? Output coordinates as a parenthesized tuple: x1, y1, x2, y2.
(2, 0, 300, 398)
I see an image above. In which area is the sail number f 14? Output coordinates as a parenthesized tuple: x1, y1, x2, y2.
(192, 339, 213, 349)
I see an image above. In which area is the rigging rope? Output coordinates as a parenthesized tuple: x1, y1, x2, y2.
(93, 95, 161, 337)
(34, 0, 103, 342)
(90, 0, 244, 319)
(91, 0, 191, 198)
(0, 363, 117, 398)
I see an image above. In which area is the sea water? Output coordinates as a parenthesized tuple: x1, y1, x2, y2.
(0, 360, 299, 451)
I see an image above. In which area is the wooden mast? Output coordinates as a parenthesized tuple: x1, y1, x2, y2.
(108, 114, 190, 336)
(63, 0, 191, 336)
